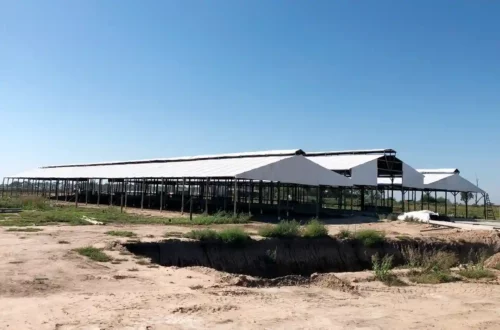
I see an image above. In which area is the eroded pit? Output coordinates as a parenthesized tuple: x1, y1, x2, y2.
(124, 237, 497, 278)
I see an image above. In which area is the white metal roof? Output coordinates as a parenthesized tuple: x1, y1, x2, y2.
(306, 154, 382, 170)
(10, 155, 352, 187)
(417, 168, 460, 174)
(42, 149, 304, 168)
(305, 148, 395, 156)
(421, 172, 483, 193)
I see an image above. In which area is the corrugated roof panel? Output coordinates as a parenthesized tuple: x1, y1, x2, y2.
(10, 155, 353, 187)
(417, 169, 460, 174)
(42, 149, 304, 168)
(306, 154, 382, 170)
(305, 149, 395, 156)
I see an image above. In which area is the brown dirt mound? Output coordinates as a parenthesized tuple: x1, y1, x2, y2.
(485, 252, 500, 269)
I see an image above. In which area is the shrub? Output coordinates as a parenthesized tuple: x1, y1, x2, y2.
(105, 230, 137, 238)
(184, 228, 250, 245)
(302, 219, 328, 238)
(258, 220, 300, 238)
(217, 227, 251, 244)
(74, 247, 112, 262)
(372, 254, 405, 286)
(408, 270, 458, 284)
(354, 229, 385, 247)
(184, 229, 218, 241)
(338, 228, 352, 239)
(458, 266, 495, 280)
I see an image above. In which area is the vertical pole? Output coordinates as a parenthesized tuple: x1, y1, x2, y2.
(350, 187, 353, 211)
(124, 180, 128, 208)
(249, 180, 253, 216)
(316, 185, 320, 218)
(454, 192, 457, 216)
(141, 179, 145, 210)
(181, 177, 185, 214)
(75, 183, 79, 208)
(55, 179, 59, 202)
(421, 191, 424, 210)
(160, 178, 164, 212)
(259, 180, 263, 214)
(205, 177, 209, 214)
(85, 179, 89, 205)
(445, 191, 448, 215)
(233, 179, 238, 217)
(402, 189, 405, 213)
(189, 193, 193, 221)
(465, 193, 469, 218)
(483, 193, 487, 219)
(110, 181, 113, 206)
(277, 182, 281, 220)
(434, 190, 437, 213)
(97, 179, 101, 206)
(63, 180, 67, 201)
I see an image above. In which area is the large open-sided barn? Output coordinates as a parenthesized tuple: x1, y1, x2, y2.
(1, 148, 494, 219)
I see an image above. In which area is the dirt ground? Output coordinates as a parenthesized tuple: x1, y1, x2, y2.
(2, 220, 500, 330)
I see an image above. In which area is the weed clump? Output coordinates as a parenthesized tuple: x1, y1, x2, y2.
(184, 228, 250, 245)
(302, 219, 328, 238)
(405, 248, 460, 284)
(74, 246, 112, 262)
(386, 213, 399, 221)
(354, 229, 385, 247)
(372, 254, 405, 286)
(258, 220, 301, 238)
(105, 230, 137, 238)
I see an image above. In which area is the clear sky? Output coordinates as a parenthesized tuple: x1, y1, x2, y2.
(1, 1, 499, 201)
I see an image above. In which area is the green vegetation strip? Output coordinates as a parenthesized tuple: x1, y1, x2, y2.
(74, 247, 112, 262)
(0, 197, 250, 226)
(6, 227, 43, 232)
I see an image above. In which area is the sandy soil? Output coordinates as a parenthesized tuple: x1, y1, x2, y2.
(2, 222, 500, 330)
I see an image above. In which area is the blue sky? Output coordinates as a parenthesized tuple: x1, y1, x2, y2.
(1, 1, 499, 201)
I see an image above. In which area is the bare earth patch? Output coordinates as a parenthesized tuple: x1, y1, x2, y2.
(1, 222, 500, 329)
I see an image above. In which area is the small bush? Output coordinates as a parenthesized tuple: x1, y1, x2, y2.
(184, 228, 250, 245)
(105, 230, 137, 238)
(74, 247, 112, 262)
(184, 229, 218, 240)
(404, 216, 419, 223)
(338, 228, 352, 239)
(58, 240, 70, 244)
(372, 254, 405, 286)
(354, 229, 385, 247)
(303, 219, 328, 238)
(217, 227, 250, 244)
(408, 270, 458, 284)
(258, 220, 300, 238)
(458, 266, 495, 280)
(6, 227, 43, 232)
(395, 235, 411, 241)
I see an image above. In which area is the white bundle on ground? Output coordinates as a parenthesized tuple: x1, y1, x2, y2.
(397, 210, 439, 223)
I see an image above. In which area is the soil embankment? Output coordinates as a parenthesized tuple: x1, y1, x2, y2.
(125, 237, 497, 278)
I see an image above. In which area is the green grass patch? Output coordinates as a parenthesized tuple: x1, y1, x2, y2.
(302, 219, 328, 238)
(6, 227, 43, 232)
(458, 266, 496, 280)
(105, 230, 137, 238)
(184, 227, 250, 245)
(408, 270, 458, 284)
(258, 220, 300, 238)
(74, 246, 112, 262)
(354, 229, 385, 247)
(0, 198, 251, 227)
